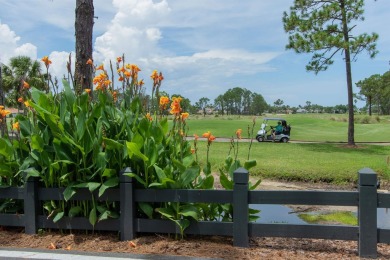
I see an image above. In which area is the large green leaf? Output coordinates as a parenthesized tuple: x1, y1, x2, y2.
(179, 204, 199, 220)
(76, 111, 86, 141)
(98, 177, 118, 197)
(44, 113, 65, 137)
(200, 175, 214, 189)
(22, 168, 40, 180)
(219, 170, 233, 190)
(73, 182, 101, 193)
(159, 117, 169, 135)
(244, 160, 257, 170)
(89, 207, 97, 226)
(62, 79, 76, 111)
(179, 166, 200, 187)
(153, 165, 167, 182)
(53, 139, 74, 161)
(126, 142, 148, 162)
(123, 172, 146, 187)
(139, 202, 154, 219)
(156, 207, 175, 219)
(63, 186, 76, 201)
(0, 163, 15, 178)
(68, 206, 83, 218)
(0, 139, 13, 159)
(17, 117, 32, 137)
(150, 124, 164, 144)
(103, 138, 124, 150)
(53, 211, 64, 223)
(31, 134, 44, 152)
(145, 139, 158, 166)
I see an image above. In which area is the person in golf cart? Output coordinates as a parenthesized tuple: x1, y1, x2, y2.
(272, 121, 283, 140)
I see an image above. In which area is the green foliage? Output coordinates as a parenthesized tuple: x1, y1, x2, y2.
(299, 211, 357, 226)
(0, 59, 259, 235)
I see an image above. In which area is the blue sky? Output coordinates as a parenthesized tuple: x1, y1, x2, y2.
(0, 0, 389, 108)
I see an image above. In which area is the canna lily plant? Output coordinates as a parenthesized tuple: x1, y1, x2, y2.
(0, 54, 258, 236)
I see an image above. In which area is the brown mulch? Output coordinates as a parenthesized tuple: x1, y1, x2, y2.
(1, 227, 390, 259)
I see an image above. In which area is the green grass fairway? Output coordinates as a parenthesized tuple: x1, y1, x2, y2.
(184, 114, 390, 184)
(185, 114, 390, 142)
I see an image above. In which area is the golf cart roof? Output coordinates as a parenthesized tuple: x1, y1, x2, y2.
(263, 118, 287, 122)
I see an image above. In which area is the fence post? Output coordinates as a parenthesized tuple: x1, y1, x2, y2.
(24, 176, 38, 234)
(233, 167, 249, 247)
(120, 167, 135, 241)
(358, 167, 377, 258)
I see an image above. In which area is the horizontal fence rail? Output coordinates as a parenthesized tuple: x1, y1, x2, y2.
(0, 167, 388, 258)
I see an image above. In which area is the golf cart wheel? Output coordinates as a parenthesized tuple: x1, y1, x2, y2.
(280, 137, 289, 143)
(256, 135, 264, 142)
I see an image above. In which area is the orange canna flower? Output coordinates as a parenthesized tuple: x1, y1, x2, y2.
(145, 113, 153, 121)
(12, 122, 20, 131)
(0, 105, 4, 109)
(84, 88, 91, 94)
(18, 97, 24, 103)
(236, 129, 242, 139)
(159, 96, 170, 106)
(22, 80, 30, 89)
(104, 80, 112, 88)
(117, 66, 126, 73)
(126, 64, 141, 73)
(202, 131, 211, 139)
(118, 76, 124, 82)
(0, 108, 11, 117)
(112, 91, 118, 102)
(150, 70, 158, 81)
(41, 56, 52, 67)
(181, 112, 189, 120)
(169, 97, 181, 115)
(124, 70, 131, 78)
(24, 101, 30, 107)
(96, 64, 104, 71)
(116, 56, 122, 63)
(86, 58, 93, 65)
(138, 79, 144, 87)
(202, 131, 216, 143)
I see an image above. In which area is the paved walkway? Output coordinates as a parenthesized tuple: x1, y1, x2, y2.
(0, 248, 213, 260)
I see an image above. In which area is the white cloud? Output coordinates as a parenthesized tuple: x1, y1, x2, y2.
(0, 23, 37, 64)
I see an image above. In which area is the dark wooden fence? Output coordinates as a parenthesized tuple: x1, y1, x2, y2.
(1, 167, 389, 258)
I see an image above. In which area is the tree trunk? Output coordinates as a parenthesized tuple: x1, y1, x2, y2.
(368, 96, 372, 116)
(0, 65, 4, 106)
(341, 0, 355, 146)
(74, 0, 94, 94)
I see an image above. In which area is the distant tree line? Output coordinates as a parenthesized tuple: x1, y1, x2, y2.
(356, 71, 390, 116)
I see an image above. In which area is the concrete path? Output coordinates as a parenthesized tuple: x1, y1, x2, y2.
(0, 248, 213, 260)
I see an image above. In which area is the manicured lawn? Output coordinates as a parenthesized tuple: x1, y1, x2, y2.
(185, 114, 390, 184)
(193, 141, 390, 184)
(185, 114, 390, 142)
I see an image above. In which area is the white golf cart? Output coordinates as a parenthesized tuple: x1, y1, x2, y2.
(255, 118, 291, 143)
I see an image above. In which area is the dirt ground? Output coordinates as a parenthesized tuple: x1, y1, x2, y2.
(1, 179, 390, 259)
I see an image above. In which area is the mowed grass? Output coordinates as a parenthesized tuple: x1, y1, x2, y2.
(193, 141, 390, 184)
(183, 114, 390, 184)
(185, 114, 390, 142)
